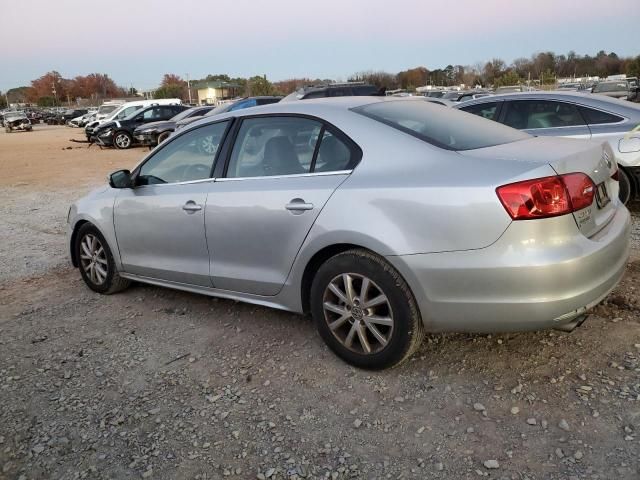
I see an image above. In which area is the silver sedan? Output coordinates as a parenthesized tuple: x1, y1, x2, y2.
(455, 91, 640, 204)
(67, 97, 630, 369)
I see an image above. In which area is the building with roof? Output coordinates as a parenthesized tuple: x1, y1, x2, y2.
(195, 81, 243, 105)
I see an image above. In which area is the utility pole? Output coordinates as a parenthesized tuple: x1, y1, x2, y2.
(186, 73, 192, 104)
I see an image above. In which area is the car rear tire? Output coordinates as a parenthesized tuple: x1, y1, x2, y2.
(114, 131, 133, 149)
(618, 168, 632, 205)
(310, 249, 424, 369)
(75, 223, 130, 295)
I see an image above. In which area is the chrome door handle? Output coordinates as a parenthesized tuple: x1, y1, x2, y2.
(285, 199, 314, 212)
(182, 201, 202, 213)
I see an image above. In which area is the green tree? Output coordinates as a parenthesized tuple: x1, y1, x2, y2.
(0, 93, 7, 109)
(245, 75, 275, 96)
(494, 70, 522, 87)
(37, 96, 56, 107)
(626, 56, 640, 78)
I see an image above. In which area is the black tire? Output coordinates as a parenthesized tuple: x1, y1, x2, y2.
(618, 168, 633, 205)
(310, 249, 424, 370)
(113, 131, 133, 149)
(75, 223, 130, 295)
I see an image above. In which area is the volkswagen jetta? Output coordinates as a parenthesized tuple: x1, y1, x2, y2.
(67, 97, 630, 369)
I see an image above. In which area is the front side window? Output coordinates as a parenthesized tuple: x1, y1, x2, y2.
(138, 121, 229, 185)
(460, 101, 500, 121)
(226, 117, 321, 178)
(354, 100, 529, 151)
(502, 100, 585, 130)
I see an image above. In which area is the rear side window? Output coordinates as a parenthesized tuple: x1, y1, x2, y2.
(578, 106, 624, 125)
(353, 100, 529, 151)
(502, 100, 585, 130)
(460, 101, 500, 121)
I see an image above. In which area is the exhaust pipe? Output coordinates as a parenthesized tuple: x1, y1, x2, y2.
(554, 314, 590, 332)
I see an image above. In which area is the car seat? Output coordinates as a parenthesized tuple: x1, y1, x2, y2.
(263, 136, 306, 176)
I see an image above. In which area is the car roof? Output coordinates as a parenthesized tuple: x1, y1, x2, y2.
(457, 90, 640, 116)
(184, 96, 411, 130)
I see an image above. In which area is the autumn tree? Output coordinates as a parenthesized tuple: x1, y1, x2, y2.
(154, 74, 188, 99)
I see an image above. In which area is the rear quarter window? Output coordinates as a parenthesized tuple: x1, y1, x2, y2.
(353, 100, 529, 151)
(578, 106, 624, 124)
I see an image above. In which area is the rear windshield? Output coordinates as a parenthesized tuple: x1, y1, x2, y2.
(593, 82, 627, 93)
(353, 100, 530, 151)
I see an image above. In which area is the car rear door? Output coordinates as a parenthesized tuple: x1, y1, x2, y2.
(205, 115, 359, 295)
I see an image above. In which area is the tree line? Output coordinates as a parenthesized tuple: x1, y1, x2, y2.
(2, 49, 639, 108)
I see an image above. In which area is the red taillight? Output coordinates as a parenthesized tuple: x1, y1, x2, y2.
(496, 173, 596, 220)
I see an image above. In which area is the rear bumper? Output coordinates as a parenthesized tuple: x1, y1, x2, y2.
(388, 207, 631, 333)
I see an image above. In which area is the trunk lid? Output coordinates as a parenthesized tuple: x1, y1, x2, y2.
(460, 136, 618, 237)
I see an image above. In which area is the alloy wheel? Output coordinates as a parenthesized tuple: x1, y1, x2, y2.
(322, 273, 394, 355)
(115, 133, 131, 148)
(79, 234, 108, 285)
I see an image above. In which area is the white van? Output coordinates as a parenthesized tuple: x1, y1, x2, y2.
(85, 98, 181, 139)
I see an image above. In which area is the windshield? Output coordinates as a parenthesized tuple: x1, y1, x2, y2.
(353, 99, 530, 151)
(441, 91, 460, 100)
(594, 82, 627, 93)
(204, 103, 234, 117)
(98, 105, 118, 115)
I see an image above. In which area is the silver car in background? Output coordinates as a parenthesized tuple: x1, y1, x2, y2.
(67, 98, 630, 369)
(456, 91, 640, 203)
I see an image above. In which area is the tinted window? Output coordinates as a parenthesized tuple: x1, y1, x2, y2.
(138, 121, 228, 185)
(257, 98, 280, 106)
(117, 105, 142, 119)
(303, 90, 327, 99)
(354, 100, 529, 151)
(460, 101, 500, 121)
(579, 106, 624, 125)
(227, 117, 322, 178)
(502, 100, 585, 130)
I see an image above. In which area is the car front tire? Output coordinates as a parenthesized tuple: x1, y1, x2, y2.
(310, 249, 424, 369)
(113, 131, 133, 149)
(75, 223, 130, 294)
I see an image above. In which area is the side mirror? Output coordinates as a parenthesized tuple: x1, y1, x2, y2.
(109, 169, 133, 189)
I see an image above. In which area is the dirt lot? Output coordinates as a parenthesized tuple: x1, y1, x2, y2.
(1, 125, 640, 480)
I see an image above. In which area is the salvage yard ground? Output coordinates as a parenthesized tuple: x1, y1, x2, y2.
(1, 125, 640, 480)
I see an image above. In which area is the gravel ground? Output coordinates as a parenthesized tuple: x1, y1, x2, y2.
(1, 127, 640, 480)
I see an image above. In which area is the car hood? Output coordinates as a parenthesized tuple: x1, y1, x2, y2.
(95, 121, 117, 132)
(175, 116, 201, 128)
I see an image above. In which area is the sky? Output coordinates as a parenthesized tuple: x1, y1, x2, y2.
(1, 0, 638, 91)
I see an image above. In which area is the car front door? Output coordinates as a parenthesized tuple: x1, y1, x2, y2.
(500, 99, 591, 139)
(113, 121, 231, 286)
(206, 115, 359, 296)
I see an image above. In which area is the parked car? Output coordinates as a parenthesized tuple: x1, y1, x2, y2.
(281, 83, 384, 101)
(85, 99, 182, 141)
(173, 96, 282, 133)
(4, 113, 32, 132)
(92, 104, 188, 149)
(133, 106, 215, 147)
(47, 109, 88, 125)
(592, 80, 638, 101)
(68, 112, 97, 128)
(455, 91, 640, 203)
(422, 90, 445, 98)
(67, 97, 629, 369)
(440, 90, 491, 102)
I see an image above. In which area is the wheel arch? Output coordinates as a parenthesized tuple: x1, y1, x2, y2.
(69, 219, 89, 267)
